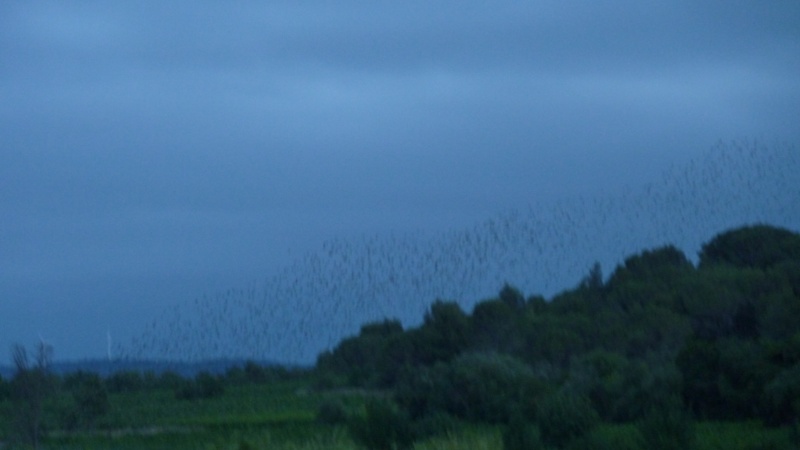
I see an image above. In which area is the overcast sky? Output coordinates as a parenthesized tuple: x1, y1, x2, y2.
(2, 2, 799, 362)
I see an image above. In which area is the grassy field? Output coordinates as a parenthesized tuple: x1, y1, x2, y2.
(1, 377, 796, 450)
(46, 379, 366, 450)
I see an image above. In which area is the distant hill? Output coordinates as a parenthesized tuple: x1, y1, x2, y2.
(0, 357, 294, 379)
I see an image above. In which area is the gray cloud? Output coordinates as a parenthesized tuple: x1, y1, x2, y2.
(1, 1, 799, 359)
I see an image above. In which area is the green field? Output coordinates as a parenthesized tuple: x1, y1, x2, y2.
(0, 377, 501, 450)
(1, 376, 796, 450)
(2, 378, 341, 449)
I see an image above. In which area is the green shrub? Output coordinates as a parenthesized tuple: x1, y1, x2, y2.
(316, 399, 349, 425)
(534, 390, 600, 448)
(566, 425, 644, 450)
(0, 375, 10, 401)
(197, 372, 224, 397)
(395, 352, 544, 424)
(503, 413, 548, 450)
(71, 373, 109, 428)
(636, 403, 694, 450)
(411, 411, 460, 441)
(105, 371, 144, 393)
(764, 363, 800, 425)
(348, 398, 415, 450)
(445, 352, 541, 422)
(174, 372, 224, 400)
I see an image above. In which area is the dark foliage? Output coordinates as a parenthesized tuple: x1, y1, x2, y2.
(316, 399, 349, 425)
(503, 412, 546, 450)
(3, 224, 797, 446)
(0, 375, 10, 401)
(61, 371, 109, 429)
(534, 390, 600, 448)
(699, 224, 800, 270)
(316, 319, 407, 387)
(224, 360, 298, 385)
(499, 283, 527, 310)
(348, 398, 415, 450)
(317, 224, 800, 428)
(636, 401, 695, 450)
(174, 371, 225, 400)
(470, 299, 520, 353)
(394, 352, 544, 424)
(9, 342, 56, 449)
(105, 370, 144, 393)
(563, 350, 682, 422)
(417, 301, 471, 364)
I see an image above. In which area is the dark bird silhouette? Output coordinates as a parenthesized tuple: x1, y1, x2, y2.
(122, 140, 800, 365)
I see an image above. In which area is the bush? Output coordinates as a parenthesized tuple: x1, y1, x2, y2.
(348, 398, 414, 450)
(595, 360, 683, 423)
(565, 351, 629, 421)
(764, 363, 800, 425)
(534, 390, 600, 448)
(503, 413, 547, 450)
(445, 352, 542, 422)
(395, 352, 545, 424)
(175, 372, 224, 400)
(70, 373, 109, 428)
(411, 411, 460, 441)
(636, 403, 695, 450)
(565, 425, 644, 450)
(0, 375, 10, 401)
(316, 399, 349, 425)
(197, 372, 224, 397)
(105, 371, 143, 393)
(157, 371, 185, 390)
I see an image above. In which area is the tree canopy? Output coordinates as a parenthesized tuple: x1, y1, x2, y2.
(316, 224, 800, 428)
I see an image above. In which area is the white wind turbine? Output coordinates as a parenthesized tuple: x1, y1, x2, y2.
(37, 332, 53, 368)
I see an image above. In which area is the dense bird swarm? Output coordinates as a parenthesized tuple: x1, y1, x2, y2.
(122, 140, 800, 364)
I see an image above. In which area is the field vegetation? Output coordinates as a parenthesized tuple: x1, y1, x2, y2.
(1, 223, 799, 449)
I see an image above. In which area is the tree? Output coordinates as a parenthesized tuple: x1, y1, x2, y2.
(579, 262, 604, 292)
(63, 372, 109, 429)
(764, 363, 800, 425)
(316, 318, 407, 387)
(534, 390, 600, 448)
(676, 338, 724, 419)
(396, 352, 542, 424)
(106, 371, 144, 393)
(348, 398, 414, 450)
(522, 314, 588, 368)
(637, 401, 695, 450)
(565, 350, 630, 421)
(415, 301, 470, 364)
(699, 224, 800, 270)
(503, 412, 546, 450)
(175, 371, 225, 400)
(607, 245, 693, 292)
(470, 299, 518, 353)
(499, 283, 526, 310)
(605, 245, 693, 314)
(10, 341, 55, 449)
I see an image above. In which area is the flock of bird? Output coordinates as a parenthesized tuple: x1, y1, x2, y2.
(121, 140, 800, 365)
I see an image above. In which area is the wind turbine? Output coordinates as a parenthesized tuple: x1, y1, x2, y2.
(36, 332, 53, 368)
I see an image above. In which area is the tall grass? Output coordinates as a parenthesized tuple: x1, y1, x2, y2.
(694, 421, 790, 450)
(414, 427, 502, 450)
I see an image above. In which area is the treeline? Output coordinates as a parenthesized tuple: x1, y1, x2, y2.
(315, 224, 800, 448)
(2, 223, 799, 449)
(0, 355, 307, 446)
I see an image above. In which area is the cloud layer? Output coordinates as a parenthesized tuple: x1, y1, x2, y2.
(1, 1, 799, 360)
